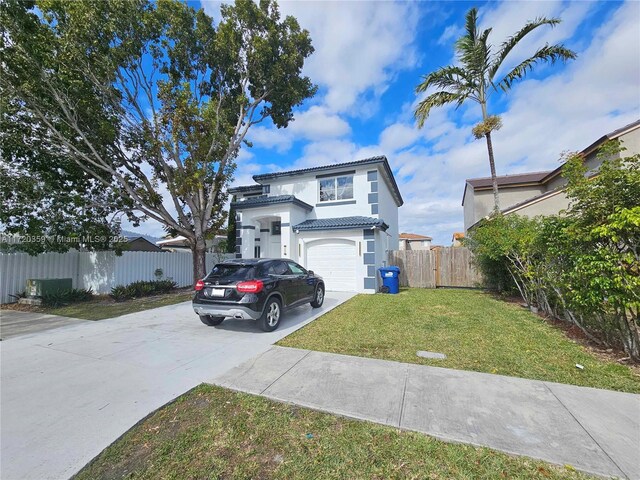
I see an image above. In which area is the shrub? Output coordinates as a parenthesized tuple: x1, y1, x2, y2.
(109, 279, 178, 301)
(467, 142, 640, 361)
(42, 288, 94, 307)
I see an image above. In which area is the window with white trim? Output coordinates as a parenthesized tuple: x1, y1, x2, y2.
(318, 175, 354, 202)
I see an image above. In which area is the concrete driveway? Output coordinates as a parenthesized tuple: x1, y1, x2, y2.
(0, 291, 355, 480)
(1, 310, 89, 340)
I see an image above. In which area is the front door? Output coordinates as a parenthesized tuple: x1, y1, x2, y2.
(269, 220, 281, 258)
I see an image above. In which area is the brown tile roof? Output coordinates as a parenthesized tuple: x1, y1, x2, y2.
(541, 118, 640, 183)
(452, 232, 465, 240)
(400, 232, 432, 241)
(466, 171, 552, 189)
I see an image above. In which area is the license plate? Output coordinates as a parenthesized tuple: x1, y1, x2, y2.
(208, 288, 225, 297)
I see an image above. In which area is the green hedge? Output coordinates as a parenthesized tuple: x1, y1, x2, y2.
(42, 288, 94, 307)
(110, 279, 178, 302)
(466, 142, 640, 361)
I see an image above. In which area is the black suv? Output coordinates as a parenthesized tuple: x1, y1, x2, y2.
(192, 258, 325, 331)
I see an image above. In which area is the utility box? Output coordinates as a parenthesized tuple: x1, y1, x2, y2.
(26, 278, 73, 298)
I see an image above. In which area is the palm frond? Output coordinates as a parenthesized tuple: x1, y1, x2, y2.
(464, 8, 479, 43)
(496, 44, 577, 92)
(489, 16, 562, 80)
(416, 65, 477, 94)
(455, 8, 492, 76)
(414, 90, 467, 128)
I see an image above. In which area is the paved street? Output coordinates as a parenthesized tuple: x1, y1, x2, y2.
(215, 346, 640, 479)
(0, 292, 355, 480)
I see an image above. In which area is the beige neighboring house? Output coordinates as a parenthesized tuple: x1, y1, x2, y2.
(399, 233, 432, 250)
(462, 119, 640, 232)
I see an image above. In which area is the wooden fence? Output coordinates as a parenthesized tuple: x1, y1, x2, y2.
(388, 247, 483, 288)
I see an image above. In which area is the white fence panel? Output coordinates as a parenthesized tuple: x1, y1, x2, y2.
(0, 250, 239, 303)
(78, 251, 116, 294)
(114, 251, 193, 288)
(0, 251, 81, 303)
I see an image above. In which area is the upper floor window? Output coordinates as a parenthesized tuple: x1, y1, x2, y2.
(319, 175, 353, 202)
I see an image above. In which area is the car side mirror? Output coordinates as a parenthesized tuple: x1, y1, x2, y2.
(307, 270, 314, 275)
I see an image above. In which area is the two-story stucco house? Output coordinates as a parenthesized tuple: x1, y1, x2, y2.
(462, 119, 640, 232)
(229, 156, 403, 293)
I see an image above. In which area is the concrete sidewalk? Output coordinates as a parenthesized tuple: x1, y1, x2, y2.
(1, 293, 355, 480)
(212, 346, 640, 479)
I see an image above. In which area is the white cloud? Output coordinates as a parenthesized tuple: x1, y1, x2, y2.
(134, 1, 639, 248)
(479, 0, 595, 81)
(281, 1, 639, 246)
(437, 24, 462, 45)
(277, 1, 421, 114)
(247, 105, 351, 152)
(411, 1, 640, 243)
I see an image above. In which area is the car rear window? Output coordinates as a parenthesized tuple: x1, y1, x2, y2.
(208, 264, 255, 280)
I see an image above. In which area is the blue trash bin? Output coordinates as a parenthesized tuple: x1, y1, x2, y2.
(378, 266, 400, 294)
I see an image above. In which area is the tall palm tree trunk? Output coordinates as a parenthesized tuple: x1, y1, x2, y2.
(485, 131, 500, 212)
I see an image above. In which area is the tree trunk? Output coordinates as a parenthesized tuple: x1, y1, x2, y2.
(192, 237, 207, 284)
(618, 307, 640, 362)
(485, 131, 500, 213)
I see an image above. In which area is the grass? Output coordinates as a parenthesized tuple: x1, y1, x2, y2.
(4, 290, 193, 321)
(278, 288, 640, 393)
(74, 384, 591, 480)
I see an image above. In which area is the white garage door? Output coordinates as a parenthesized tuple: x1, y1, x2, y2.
(305, 239, 357, 292)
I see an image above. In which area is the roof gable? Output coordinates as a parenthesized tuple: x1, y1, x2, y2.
(252, 156, 403, 207)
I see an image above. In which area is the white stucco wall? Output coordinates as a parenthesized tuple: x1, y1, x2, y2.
(267, 169, 373, 219)
(376, 169, 399, 250)
(233, 161, 402, 292)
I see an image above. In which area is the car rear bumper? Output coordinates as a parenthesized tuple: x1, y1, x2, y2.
(192, 303, 261, 320)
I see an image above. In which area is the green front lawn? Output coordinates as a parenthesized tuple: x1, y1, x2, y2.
(278, 288, 640, 393)
(4, 290, 193, 321)
(74, 384, 590, 480)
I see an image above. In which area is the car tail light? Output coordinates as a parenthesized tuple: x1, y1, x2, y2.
(195, 279, 205, 291)
(236, 280, 264, 293)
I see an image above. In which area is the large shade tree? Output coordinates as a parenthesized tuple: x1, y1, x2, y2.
(414, 8, 576, 212)
(1, 0, 316, 280)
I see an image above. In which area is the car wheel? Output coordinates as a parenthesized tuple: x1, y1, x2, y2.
(310, 284, 325, 308)
(199, 315, 224, 326)
(258, 297, 282, 332)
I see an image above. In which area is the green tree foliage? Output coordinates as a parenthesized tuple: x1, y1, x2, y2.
(415, 7, 576, 212)
(467, 142, 640, 361)
(1, 0, 315, 280)
(0, 2, 124, 253)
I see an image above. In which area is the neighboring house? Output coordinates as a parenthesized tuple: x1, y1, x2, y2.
(399, 233, 432, 250)
(229, 156, 403, 293)
(124, 236, 163, 252)
(451, 232, 464, 246)
(156, 235, 226, 253)
(462, 119, 640, 232)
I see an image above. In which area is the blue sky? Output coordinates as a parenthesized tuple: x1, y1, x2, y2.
(138, 0, 640, 244)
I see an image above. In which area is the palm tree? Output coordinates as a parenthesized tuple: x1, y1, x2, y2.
(415, 8, 576, 212)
